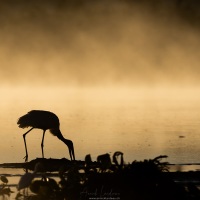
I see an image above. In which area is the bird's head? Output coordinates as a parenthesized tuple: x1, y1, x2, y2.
(56, 130, 75, 161)
(63, 139, 75, 161)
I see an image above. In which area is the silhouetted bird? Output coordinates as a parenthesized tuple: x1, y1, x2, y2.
(18, 162, 42, 190)
(17, 110, 75, 162)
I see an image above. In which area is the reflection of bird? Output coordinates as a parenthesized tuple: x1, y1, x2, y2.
(17, 110, 75, 162)
(18, 163, 42, 190)
(30, 178, 59, 196)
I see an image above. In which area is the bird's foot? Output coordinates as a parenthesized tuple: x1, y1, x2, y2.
(23, 155, 28, 162)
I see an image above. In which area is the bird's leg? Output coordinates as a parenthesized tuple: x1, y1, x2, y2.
(68, 142, 75, 161)
(71, 145, 75, 161)
(41, 130, 46, 158)
(23, 128, 34, 162)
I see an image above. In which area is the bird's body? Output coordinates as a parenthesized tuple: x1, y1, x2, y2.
(17, 110, 75, 162)
(18, 110, 59, 133)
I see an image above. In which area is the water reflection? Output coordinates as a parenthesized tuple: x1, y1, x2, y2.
(1, 154, 200, 200)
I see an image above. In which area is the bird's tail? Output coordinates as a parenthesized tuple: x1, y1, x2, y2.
(17, 115, 31, 128)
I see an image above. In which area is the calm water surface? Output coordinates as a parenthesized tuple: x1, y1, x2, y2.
(0, 165, 200, 200)
(0, 86, 200, 199)
(0, 86, 200, 164)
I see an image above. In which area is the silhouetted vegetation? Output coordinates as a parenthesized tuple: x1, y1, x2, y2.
(7, 153, 199, 200)
(0, 175, 13, 198)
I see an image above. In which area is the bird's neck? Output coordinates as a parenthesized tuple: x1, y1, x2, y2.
(50, 128, 64, 139)
(50, 128, 71, 145)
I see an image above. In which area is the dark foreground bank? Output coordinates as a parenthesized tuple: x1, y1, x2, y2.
(0, 154, 200, 200)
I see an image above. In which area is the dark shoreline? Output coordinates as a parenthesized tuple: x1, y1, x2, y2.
(1, 158, 200, 171)
(1, 158, 200, 199)
(1, 158, 200, 182)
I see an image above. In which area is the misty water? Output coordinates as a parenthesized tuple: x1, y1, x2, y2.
(1, 1, 200, 199)
(1, 86, 200, 199)
(1, 86, 200, 165)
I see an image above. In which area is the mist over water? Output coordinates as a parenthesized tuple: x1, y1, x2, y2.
(0, 0, 200, 164)
(0, 0, 200, 87)
(0, 86, 199, 164)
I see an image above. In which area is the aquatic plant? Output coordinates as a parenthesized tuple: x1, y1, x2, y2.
(113, 151, 124, 167)
(14, 153, 193, 200)
(0, 175, 13, 198)
(130, 155, 169, 176)
(97, 153, 112, 172)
